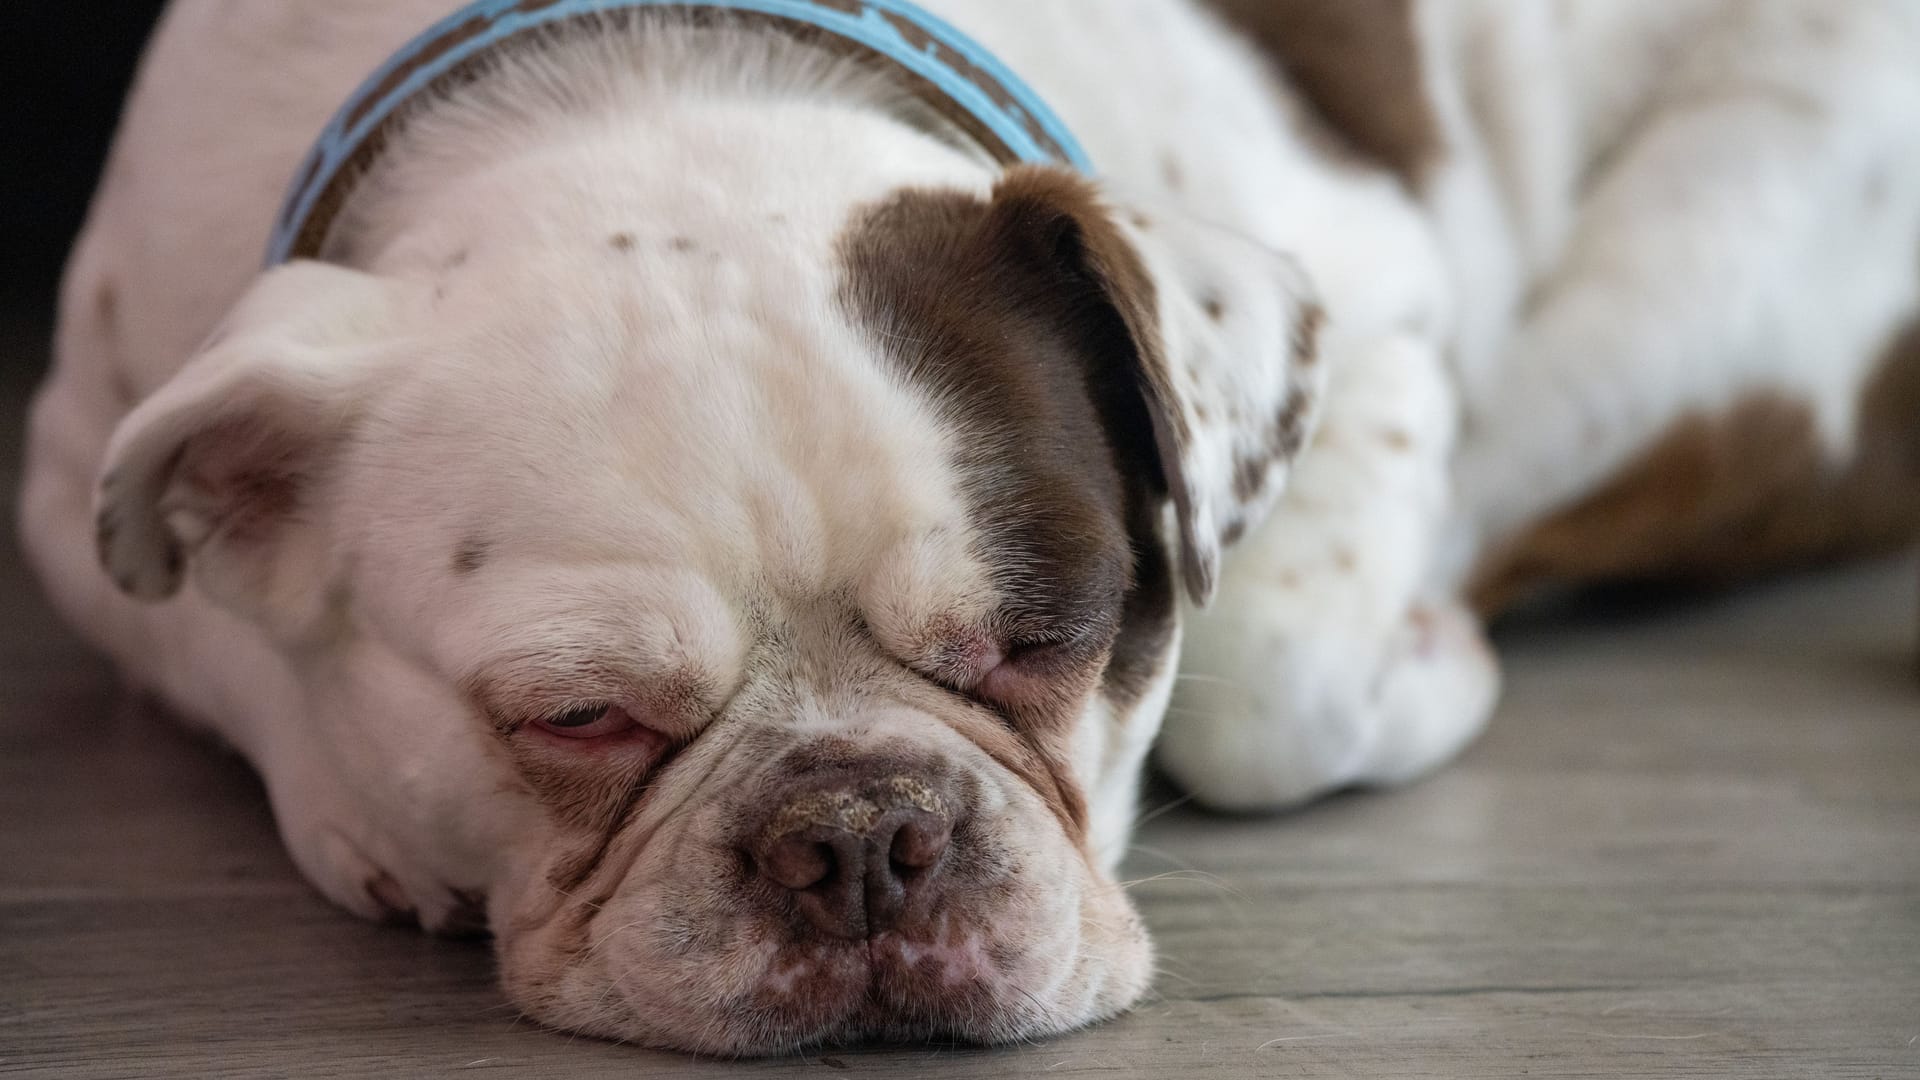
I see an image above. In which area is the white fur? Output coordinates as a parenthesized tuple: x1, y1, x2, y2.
(18, 0, 1920, 1052)
(1171, 0, 1920, 808)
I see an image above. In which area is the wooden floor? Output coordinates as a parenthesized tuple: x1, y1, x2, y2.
(3, 327, 1917, 1077)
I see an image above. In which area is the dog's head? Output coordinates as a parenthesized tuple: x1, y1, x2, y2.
(92, 145, 1322, 1051)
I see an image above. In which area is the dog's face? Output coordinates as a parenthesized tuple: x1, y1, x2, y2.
(93, 152, 1322, 1051)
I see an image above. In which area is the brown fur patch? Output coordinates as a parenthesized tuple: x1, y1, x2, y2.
(1472, 320, 1920, 614)
(836, 169, 1185, 823)
(1202, 0, 1444, 189)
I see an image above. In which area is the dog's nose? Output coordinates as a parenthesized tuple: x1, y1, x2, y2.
(750, 775, 957, 940)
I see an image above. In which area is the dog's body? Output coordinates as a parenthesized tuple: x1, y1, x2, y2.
(20, 0, 1920, 1053)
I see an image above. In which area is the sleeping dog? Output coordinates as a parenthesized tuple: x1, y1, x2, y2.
(19, 0, 1920, 1054)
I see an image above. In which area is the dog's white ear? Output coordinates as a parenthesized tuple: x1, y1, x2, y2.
(94, 261, 402, 624)
(990, 168, 1327, 604)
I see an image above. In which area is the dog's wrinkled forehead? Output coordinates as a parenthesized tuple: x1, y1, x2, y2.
(362, 211, 986, 598)
(340, 176, 1154, 729)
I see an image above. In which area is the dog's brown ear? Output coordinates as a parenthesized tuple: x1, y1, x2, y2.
(983, 167, 1326, 603)
(94, 261, 401, 630)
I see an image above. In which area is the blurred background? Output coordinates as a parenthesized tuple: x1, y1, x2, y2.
(6, 4, 168, 338)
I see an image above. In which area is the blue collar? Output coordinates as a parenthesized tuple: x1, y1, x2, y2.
(266, 0, 1091, 264)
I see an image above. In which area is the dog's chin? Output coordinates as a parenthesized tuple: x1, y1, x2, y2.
(600, 939, 1147, 1056)
(498, 882, 1153, 1056)
(612, 940, 1058, 1056)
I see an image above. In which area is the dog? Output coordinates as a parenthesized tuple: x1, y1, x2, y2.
(18, 0, 1920, 1055)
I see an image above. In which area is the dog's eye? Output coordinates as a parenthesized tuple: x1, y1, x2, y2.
(973, 638, 1080, 705)
(531, 704, 640, 740)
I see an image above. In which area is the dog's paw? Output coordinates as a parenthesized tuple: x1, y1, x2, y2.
(286, 826, 490, 936)
(269, 769, 491, 937)
(1360, 601, 1501, 786)
(1156, 600, 1498, 813)
(93, 462, 192, 601)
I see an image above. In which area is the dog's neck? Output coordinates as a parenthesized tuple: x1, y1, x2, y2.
(321, 20, 1002, 272)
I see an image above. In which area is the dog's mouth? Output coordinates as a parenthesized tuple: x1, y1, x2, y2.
(599, 917, 1080, 1055)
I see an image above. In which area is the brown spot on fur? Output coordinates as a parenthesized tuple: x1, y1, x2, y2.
(1472, 318, 1920, 614)
(452, 535, 490, 575)
(1381, 427, 1413, 451)
(1275, 389, 1312, 458)
(609, 232, 635, 251)
(1294, 302, 1326, 366)
(1203, 0, 1444, 190)
(1129, 211, 1153, 231)
(668, 236, 698, 253)
(1233, 454, 1268, 504)
(1332, 546, 1358, 572)
(1203, 295, 1226, 323)
(97, 281, 140, 407)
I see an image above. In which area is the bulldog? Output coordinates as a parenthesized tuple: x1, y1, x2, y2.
(19, 0, 1920, 1055)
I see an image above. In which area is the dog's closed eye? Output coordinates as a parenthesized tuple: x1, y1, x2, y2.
(919, 625, 1109, 713)
(975, 632, 1108, 709)
(527, 704, 659, 744)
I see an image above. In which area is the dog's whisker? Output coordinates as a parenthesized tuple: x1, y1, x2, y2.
(1132, 791, 1197, 829)
(1125, 844, 1252, 905)
(1118, 870, 1243, 899)
(541, 879, 607, 912)
(1170, 672, 1250, 689)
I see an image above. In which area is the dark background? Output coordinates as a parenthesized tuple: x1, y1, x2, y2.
(6, 4, 169, 334)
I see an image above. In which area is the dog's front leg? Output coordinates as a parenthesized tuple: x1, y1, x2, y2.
(1155, 333, 1499, 812)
